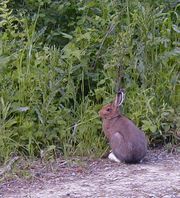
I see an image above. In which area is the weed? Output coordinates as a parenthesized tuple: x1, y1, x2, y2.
(0, 0, 179, 164)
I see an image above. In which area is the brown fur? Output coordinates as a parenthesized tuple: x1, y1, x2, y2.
(99, 98, 147, 163)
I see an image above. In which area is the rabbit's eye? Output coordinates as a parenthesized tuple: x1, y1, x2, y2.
(107, 108, 112, 112)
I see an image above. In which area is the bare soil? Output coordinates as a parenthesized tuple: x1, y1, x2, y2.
(0, 149, 180, 198)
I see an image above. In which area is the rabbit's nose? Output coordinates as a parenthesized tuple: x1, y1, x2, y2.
(98, 110, 102, 117)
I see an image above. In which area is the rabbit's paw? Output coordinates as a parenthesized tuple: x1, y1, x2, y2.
(108, 152, 121, 163)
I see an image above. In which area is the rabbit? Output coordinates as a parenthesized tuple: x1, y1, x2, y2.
(99, 89, 147, 163)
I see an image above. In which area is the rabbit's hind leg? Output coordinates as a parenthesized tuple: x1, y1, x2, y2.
(110, 132, 128, 163)
(108, 152, 121, 163)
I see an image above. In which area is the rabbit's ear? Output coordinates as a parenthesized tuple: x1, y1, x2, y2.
(114, 89, 125, 107)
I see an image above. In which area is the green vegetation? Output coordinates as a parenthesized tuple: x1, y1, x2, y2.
(0, 0, 179, 164)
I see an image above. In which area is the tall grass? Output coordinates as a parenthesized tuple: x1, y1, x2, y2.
(0, 0, 179, 164)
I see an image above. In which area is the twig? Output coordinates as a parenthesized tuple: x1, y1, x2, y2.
(0, 156, 19, 176)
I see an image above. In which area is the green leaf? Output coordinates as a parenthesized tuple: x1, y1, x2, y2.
(60, 32, 73, 40)
(172, 25, 180, 33)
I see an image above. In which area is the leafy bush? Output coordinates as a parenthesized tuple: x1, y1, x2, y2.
(0, 0, 179, 164)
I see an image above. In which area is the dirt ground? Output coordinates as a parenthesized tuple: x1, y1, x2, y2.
(0, 149, 180, 198)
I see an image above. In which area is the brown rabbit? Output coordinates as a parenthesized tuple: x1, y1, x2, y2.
(99, 89, 147, 163)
